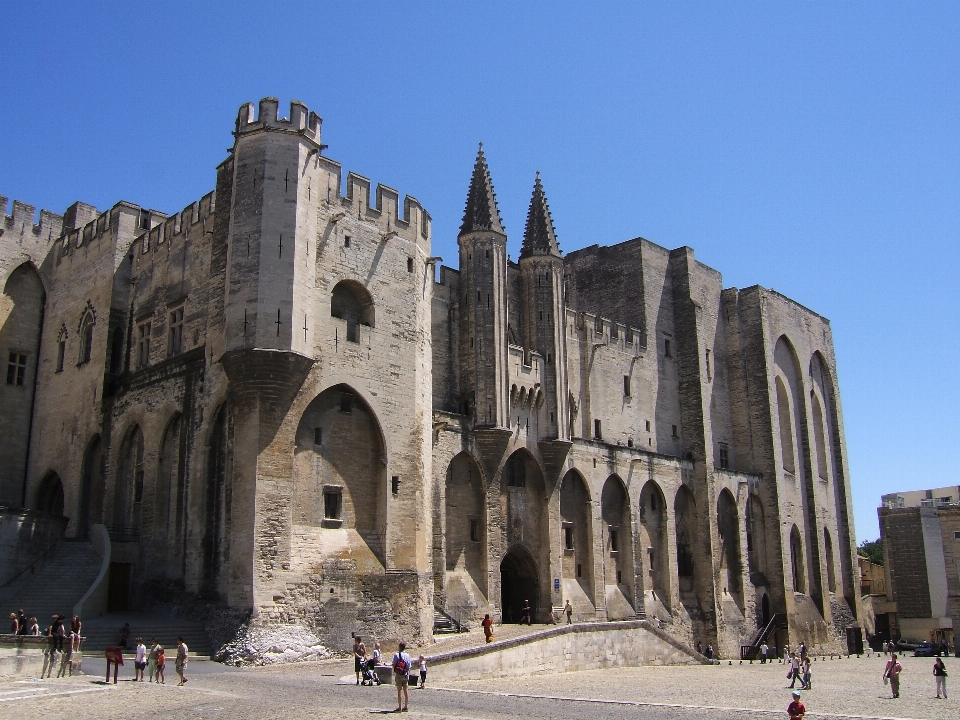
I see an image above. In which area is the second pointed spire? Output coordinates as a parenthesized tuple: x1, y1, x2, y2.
(460, 143, 505, 236)
(521, 171, 561, 258)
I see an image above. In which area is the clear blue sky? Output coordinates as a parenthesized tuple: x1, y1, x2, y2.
(3, 1, 959, 543)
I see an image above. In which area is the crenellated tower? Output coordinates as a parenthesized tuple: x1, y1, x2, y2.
(518, 173, 568, 440)
(458, 145, 509, 428)
(223, 98, 325, 356)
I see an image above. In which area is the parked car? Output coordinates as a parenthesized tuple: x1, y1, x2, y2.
(914, 641, 941, 657)
(895, 639, 919, 652)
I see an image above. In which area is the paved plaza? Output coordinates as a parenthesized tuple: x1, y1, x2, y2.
(0, 651, 955, 720)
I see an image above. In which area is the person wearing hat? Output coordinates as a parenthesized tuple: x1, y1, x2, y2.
(788, 690, 805, 719)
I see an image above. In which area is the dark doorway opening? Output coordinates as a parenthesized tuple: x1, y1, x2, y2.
(107, 562, 131, 611)
(500, 545, 538, 623)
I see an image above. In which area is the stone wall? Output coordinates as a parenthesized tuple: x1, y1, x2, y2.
(426, 621, 706, 681)
(0, 507, 67, 586)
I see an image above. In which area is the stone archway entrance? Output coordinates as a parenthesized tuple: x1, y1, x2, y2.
(500, 545, 539, 623)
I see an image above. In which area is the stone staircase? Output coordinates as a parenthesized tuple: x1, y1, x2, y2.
(79, 612, 213, 657)
(0, 538, 101, 624)
(433, 607, 465, 634)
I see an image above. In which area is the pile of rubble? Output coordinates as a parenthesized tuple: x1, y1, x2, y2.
(216, 624, 333, 666)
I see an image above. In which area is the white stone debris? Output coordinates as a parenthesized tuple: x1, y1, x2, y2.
(216, 624, 333, 666)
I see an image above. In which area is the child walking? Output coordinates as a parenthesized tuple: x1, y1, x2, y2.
(418, 655, 427, 688)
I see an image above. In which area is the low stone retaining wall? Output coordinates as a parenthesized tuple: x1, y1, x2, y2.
(0, 636, 83, 678)
(426, 621, 710, 681)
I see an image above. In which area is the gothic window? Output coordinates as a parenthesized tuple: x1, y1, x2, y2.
(79, 311, 95, 365)
(168, 305, 184, 355)
(56, 326, 68, 373)
(137, 321, 151, 368)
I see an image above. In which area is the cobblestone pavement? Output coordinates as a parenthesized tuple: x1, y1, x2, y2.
(0, 653, 955, 720)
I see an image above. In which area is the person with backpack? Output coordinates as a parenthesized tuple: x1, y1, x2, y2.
(392, 642, 412, 712)
(934, 656, 948, 698)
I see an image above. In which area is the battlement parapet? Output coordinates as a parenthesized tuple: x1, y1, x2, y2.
(576, 311, 645, 353)
(136, 191, 216, 258)
(1, 196, 63, 241)
(318, 164, 431, 245)
(235, 97, 322, 145)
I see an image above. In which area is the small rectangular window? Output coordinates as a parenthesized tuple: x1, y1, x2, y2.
(392, 476, 400, 495)
(407, 257, 413, 273)
(672, 425, 679, 439)
(623, 375, 631, 397)
(344, 235, 351, 247)
(645, 420, 651, 432)
(954, 531, 960, 540)
(594, 419, 602, 440)
(137, 321, 151, 368)
(485, 249, 489, 258)
(56, 340, 65, 373)
(470, 519, 479, 542)
(324, 489, 342, 520)
(6, 352, 27, 386)
(168, 306, 184, 355)
(719, 445, 730, 470)
(617, 570, 622, 584)
(664, 339, 672, 358)
(314, 427, 322, 446)
(564, 526, 574, 551)
(138, 209, 150, 230)
(576, 563, 582, 578)
(610, 528, 619, 553)
(705, 349, 712, 381)
(346, 319, 358, 343)
(340, 393, 353, 413)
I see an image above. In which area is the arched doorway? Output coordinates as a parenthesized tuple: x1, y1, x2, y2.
(293, 385, 387, 564)
(601, 474, 634, 618)
(675, 484, 700, 608)
(444, 452, 487, 606)
(639, 480, 670, 615)
(790, 525, 805, 594)
(78, 436, 103, 537)
(499, 449, 548, 620)
(35, 472, 64, 516)
(112, 426, 144, 534)
(559, 470, 594, 610)
(500, 544, 539, 623)
(0, 263, 45, 505)
(716, 489, 743, 609)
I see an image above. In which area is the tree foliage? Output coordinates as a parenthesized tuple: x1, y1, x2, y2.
(858, 538, 883, 566)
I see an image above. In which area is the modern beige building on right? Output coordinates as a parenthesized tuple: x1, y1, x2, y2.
(878, 487, 960, 647)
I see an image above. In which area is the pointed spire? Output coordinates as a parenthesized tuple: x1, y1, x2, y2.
(520, 171, 561, 258)
(460, 143, 505, 236)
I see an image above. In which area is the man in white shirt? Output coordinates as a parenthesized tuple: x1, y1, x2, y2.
(134, 637, 147, 681)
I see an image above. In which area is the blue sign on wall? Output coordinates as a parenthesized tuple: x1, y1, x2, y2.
(554, 578, 560, 591)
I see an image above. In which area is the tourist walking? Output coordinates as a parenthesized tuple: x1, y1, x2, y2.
(148, 638, 159, 682)
(7, 613, 17, 634)
(934, 656, 948, 698)
(418, 655, 427, 688)
(16, 610, 27, 635)
(482, 614, 494, 643)
(787, 653, 801, 688)
(134, 637, 147, 681)
(801, 657, 811, 690)
(883, 653, 902, 698)
(787, 690, 805, 719)
(564, 600, 572, 624)
(521, 600, 532, 625)
(761, 642, 769, 663)
(56, 628, 77, 678)
(354, 636, 367, 685)
(41, 618, 58, 678)
(27, 617, 39, 635)
(392, 641, 412, 712)
(175, 637, 188, 686)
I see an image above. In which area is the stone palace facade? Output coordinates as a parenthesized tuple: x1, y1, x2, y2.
(0, 98, 861, 655)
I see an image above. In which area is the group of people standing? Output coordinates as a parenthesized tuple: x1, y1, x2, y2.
(352, 636, 429, 713)
(5, 611, 83, 679)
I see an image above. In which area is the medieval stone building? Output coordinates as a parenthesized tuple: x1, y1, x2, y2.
(0, 98, 860, 656)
